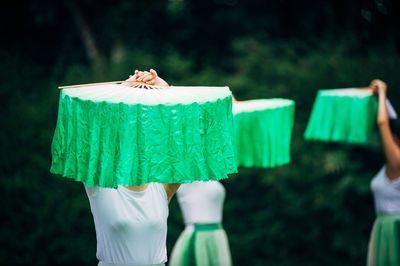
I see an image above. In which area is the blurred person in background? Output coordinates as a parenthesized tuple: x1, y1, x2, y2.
(367, 79, 400, 266)
(169, 181, 232, 266)
(169, 89, 237, 266)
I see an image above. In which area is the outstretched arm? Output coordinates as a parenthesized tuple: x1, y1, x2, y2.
(370, 79, 400, 180)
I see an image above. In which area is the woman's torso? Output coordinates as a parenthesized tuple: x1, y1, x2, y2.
(371, 166, 400, 215)
(176, 181, 225, 226)
(85, 183, 168, 265)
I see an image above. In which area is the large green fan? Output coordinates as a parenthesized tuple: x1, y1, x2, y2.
(304, 88, 378, 144)
(50, 82, 237, 188)
(233, 99, 295, 168)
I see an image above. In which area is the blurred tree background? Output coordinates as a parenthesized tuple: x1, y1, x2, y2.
(1, 0, 400, 265)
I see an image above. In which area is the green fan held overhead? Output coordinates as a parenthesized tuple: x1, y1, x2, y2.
(232, 98, 295, 168)
(304, 87, 378, 144)
(51, 80, 237, 188)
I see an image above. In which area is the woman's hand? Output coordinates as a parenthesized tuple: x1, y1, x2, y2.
(369, 79, 387, 96)
(370, 79, 389, 126)
(127, 69, 169, 87)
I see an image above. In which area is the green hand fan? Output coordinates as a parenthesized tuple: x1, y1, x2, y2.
(233, 98, 295, 168)
(51, 81, 237, 188)
(304, 88, 378, 144)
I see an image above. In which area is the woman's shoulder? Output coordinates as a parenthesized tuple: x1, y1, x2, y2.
(385, 165, 400, 184)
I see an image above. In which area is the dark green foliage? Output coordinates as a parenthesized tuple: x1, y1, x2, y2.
(1, 0, 400, 265)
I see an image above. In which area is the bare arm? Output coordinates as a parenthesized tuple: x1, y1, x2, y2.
(127, 69, 179, 201)
(370, 79, 400, 180)
(162, 183, 181, 203)
(232, 94, 237, 102)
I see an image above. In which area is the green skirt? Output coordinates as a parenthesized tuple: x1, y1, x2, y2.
(304, 88, 378, 144)
(50, 85, 237, 188)
(367, 214, 400, 266)
(169, 223, 232, 266)
(233, 99, 295, 168)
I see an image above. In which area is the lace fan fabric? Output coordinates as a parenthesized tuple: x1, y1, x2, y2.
(232, 99, 295, 168)
(50, 85, 237, 188)
(304, 89, 378, 144)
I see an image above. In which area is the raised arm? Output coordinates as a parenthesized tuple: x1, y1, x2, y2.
(370, 79, 400, 180)
(232, 94, 237, 103)
(127, 69, 180, 202)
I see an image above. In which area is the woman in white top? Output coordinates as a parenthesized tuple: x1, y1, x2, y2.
(169, 181, 232, 266)
(169, 94, 240, 266)
(85, 69, 181, 266)
(367, 79, 400, 266)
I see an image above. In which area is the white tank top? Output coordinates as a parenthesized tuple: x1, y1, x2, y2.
(176, 181, 225, 225)
(85, 183, 168, 265)
(370, 166, 400, 215)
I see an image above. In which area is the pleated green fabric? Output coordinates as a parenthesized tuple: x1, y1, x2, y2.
(169, 224, 232, 266)
(367, 214, 400, 266)
(50, 85, 237, 188)
(304, 89, 378, 144)
(232, 99, 295, 168)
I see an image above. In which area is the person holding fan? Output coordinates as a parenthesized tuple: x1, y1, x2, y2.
(367, 79, 400, 266)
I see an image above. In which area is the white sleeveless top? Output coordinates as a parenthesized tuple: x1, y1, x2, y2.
(85, 183, 168, 265)
(176, 181, 225, 225)
(370, 166, 400, 215)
